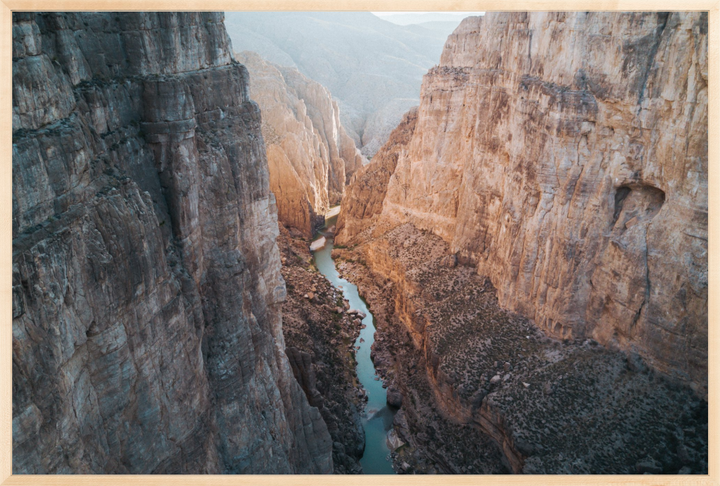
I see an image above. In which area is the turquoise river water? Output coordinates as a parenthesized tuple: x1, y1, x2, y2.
(312, 218, 396, 474)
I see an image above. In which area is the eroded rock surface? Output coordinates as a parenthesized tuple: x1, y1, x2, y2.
(334, 225, 707, 474)
(278, 225, 366, 473)
(237, 51, 365, 236)
(337, 12, 708, 396)
(13, 12, 332, 474)
(334, 11, 707, 475)
(336, 107, 418, 246)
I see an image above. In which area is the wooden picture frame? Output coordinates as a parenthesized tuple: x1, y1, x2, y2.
(2, 1, 717, 485)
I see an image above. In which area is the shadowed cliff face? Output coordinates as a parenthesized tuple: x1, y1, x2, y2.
(12, 12, 332, 473)
(236, 51, 365, 237)
(337, 12, 708, 396)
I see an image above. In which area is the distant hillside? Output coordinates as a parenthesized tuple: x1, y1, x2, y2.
(225, 11, 466, 157)
(409, 20, 464, 36)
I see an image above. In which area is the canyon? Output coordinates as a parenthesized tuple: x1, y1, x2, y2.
(235, 51, 365, 237)
(336, 11, 708, 474)
(12, 10, 708, 477)
(225, 12, 459, 158)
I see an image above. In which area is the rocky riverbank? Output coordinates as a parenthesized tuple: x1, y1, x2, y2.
(332, 224, 708, 474)
(333, 237, 507, 474)
(277, 224, 366, 473)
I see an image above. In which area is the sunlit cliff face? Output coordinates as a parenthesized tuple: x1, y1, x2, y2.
(340, 12, 708, 396)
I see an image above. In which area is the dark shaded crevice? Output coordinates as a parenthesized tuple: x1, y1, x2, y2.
(636, 12, 670, 104)
(637, 223, 652, 329)
(612, 186, 631, 226)
(527, 30, 532, 64)
(630, 297, 645, 330)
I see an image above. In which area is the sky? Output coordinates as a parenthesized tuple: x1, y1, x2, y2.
(372, 11, 485, 25)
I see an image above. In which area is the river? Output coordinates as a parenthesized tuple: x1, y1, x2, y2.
(312, 212, 396, 474)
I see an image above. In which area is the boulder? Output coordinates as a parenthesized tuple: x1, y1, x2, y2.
(310, 237, 326, 251)
(387, 387, 403, 408)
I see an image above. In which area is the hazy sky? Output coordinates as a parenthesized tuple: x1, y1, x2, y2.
(372, 11, 485, 25)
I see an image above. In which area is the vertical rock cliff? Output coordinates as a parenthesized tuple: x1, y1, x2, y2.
(12, 12, 332, 473)
(236, 51, 365, 237)
(336, 107, 418, 244)
(338, 12, 708, 395)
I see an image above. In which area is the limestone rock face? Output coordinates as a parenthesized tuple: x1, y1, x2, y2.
(237, 51, 365, 237)
(336, 107, 417, 246)
(12, 12, 332, 473)
(339, 12, 708, 395)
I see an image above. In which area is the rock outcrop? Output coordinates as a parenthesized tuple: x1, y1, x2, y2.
(12, 12, 332, 473)
(336, 107, 417, 246)
(236, 51, 365, 236)
(337, 12, 708, 396)
(277, 225, 366, 473)
(224, 12, 459, 158)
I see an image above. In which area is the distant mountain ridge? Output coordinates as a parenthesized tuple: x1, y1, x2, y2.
(224, 11, 465, 157)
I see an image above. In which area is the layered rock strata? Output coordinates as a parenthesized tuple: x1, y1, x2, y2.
(12, 12, 332, 473)
(237, 51, 365, 236)
(336, 107, 417, 246)
(337, 12, 708, 396)
(333, 225, 707, 474)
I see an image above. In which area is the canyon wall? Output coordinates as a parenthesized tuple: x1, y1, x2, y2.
(12, 12, 332, 473)
(338, 12, 708, 395)
(236, 51, 364, 237)
(336, 107, 418, 245)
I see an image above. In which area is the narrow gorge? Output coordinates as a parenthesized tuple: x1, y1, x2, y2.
(235, 51, 365, 237)
(12, 11, 708, 476)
